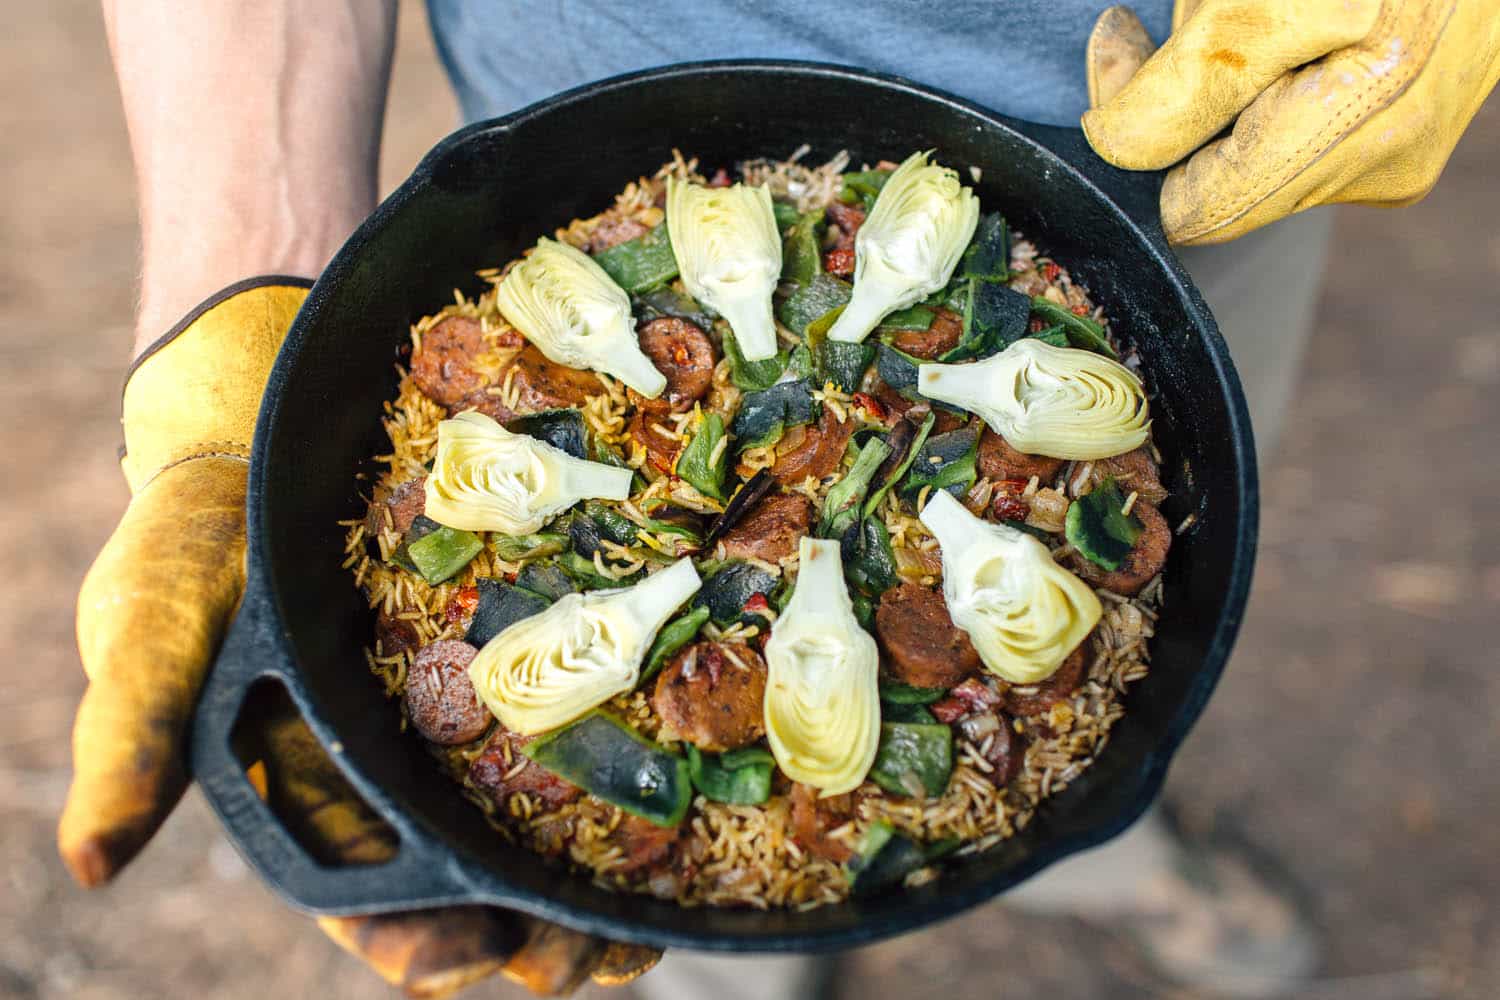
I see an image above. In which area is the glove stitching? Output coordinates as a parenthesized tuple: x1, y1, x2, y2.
(135, 447, 251, 493)
(1181, 0, 1448, 240)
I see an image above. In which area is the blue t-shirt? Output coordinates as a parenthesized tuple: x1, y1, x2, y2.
(426, 1, 1171, 127)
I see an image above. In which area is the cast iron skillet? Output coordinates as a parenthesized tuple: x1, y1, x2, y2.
(190, 60, 1257, 953)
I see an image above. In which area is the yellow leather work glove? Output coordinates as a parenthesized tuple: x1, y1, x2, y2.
(59, 278, 656, 997)
(1081, 0, 1500, 244)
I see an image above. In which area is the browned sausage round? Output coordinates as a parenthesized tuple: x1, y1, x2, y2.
(403, 640, 491, 746)
(467, 725, 581, 812)
(508, 344, 603, 413)
(874, 582, 983, 690)
(789, 782, 857, 863)
(1067, 499, 1171, 596)
(826, 201, 865, 251)
(588, 213, 650, 253)
(1089, 446, 1168, 506)
(1004, 640, 1089, 717)
(977, 428, 1064, 485)
(651, 642, 768, 752)
(450, 389, 516, 425)
(365, 476, 427, 538)
(889, 307, 963, 360)
(609, 815, 681, 875)
(769, 407, 855, 484)
(627, 317, 716, 412)
(411, 316, 491, 406)
(718, 492, 814, 564)
(981, 718, 1026, 786)
(628, 409, 680, 474)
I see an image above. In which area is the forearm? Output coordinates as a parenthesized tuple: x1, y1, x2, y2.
(103, 0, 397, 356)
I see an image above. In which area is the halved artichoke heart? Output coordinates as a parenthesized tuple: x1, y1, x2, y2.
(826, 150, 979, 345)
(424, 411, 632, 535)
(920, 491, 1101, 685)
(496, 237, 668, 397)
(665, 177, 782, 361)
(763, 538, 881, 796)
(917, 339, 1149, 460)
(469, 558, 703, 734)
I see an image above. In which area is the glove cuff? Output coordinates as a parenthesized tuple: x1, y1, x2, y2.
(120, 275, 313, 494)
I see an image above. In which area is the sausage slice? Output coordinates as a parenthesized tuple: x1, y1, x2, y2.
(467, 725, 581, 812)
(789, 782, 857, 863)
(889, 308, 963, 360)
(1003, 640, 1089, 717)
(627, 317, 716, 412)
(769, 407, 855, 484)
(374, 607, 421, 661)
(874, 582, 983, 690)
(1067, 499, 1171, 596)
(411, 316, 491, 407)
(651, 642, 768, 752)
(508, 345, 603, 414)
(588, 213, 650, 253)
(977, 428, 1064, 485)
(628, 409, 680, 473)
(403, 640, 491, 746)
(717, 492, 814, 564)
(1089, 446, 1168, 506)
(365, 476, 427, 537)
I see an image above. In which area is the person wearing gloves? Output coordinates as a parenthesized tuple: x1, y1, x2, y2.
(66, 0, 1497, 997)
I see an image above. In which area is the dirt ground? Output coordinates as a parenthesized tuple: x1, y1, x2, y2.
(3, 3, 1496, 999)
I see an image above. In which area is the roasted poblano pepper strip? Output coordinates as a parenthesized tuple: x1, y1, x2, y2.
(1028, 324, 1070, 347)
(508, 408, 588, 459)
(778, 274, 852, 336)
(583, 500, 639, 545)
(686, 745, 774, 805)
(391, 514, 442, 572)
(772, 200, 802, 230)
(693, 562, 778, 626)
(523, 710, 692, 826)
(490, 531, 568, 562)
(878, 681, 948, 705)
(961, 212, 1010, 283)
(781, 209, 825, 286)
(939, 278, 1031, 362)
(864, 411, 935, 517)
(840, 169, 892, 210)
(675, 411, 729, 501)
(901, 424, 980, 499)
(1065, 477, 1144, 571)
(592, 221, 679, 294)
(639, 605, 710, 685)
(633, 285, 714, 331)
(819, 436, 893, 538)
(809, 319, 876, 393)
(875, 342, 924, 398)
(840, 516, 898, 597)
(559, 549, 639, 590)
(881, 702, 938, 725)
(1029, 297, 1117, 357)
(513, 561, 576, 603)
(877, 304, 936, 333)
(851, 592, 876, 630)
(730, 379, 817, 451)
(869, 722, 953, 798)
(847, 820, 930, 894)
(406, 525, 484, 584)
(465, 578, 551, 647)
(723, 327, 788, 392)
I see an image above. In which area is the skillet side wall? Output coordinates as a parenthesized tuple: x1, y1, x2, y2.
(249, 66, 1247, 949)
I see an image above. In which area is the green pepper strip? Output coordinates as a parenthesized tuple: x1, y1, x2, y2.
(405, 526, 483, 585)
(1029, 297, 1117, 357)
(869, 722, 953, 799)
(819, 436, 892, 538)
(675, 411, 728, 501)
(639, 605, 710, 686)
(864, 411, 935, 517)
(523, 711, 692, 827)
(686, 745, 774, 805)
(592, 221, 679, 294)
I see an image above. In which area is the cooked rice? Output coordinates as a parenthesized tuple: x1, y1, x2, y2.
(341, 151, 1164, 910)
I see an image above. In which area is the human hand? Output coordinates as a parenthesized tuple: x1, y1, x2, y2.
(58, 280, 656, 996)
(1081, 0, 1500, 244)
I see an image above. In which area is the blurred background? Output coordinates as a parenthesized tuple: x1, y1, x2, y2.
(3, 2, 1497, 998)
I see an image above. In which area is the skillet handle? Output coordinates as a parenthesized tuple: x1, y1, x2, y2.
(190, 565, 472, 916)
(1003, 119, 1168, 245)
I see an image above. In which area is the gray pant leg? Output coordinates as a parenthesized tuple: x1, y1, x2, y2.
(1007, 207, 1336, 912)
